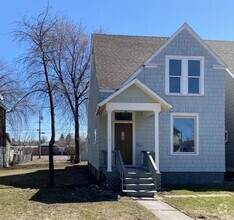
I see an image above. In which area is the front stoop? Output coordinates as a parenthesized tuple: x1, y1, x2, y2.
(122, 168, 160, 197)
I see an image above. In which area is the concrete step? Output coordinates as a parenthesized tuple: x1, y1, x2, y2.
(124, 177, 153, 184)
(123, 189, 157, 197)
(123, 183, 155, 191)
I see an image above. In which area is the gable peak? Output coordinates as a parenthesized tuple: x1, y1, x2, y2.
(144, 22, 226, 67)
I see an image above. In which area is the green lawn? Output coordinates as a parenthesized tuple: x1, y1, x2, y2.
(161, 183, 234, 219)
(0, 157, 156, 220)
(161, 183, 234, 195)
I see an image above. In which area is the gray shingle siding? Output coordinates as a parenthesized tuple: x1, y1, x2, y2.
(225, 73, 234, 171)
(135, 112, 154, 166)
(88, 57, 100, 171)
(137, 29, 225, 172)
(111, 85, 155, 103)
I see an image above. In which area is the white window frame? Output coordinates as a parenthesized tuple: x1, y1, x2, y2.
(166, 56, 204, 96)
(171, 113, 199, 155)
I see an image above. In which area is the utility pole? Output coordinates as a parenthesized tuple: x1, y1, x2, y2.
(38, 110, 45, 159)
(38, 110, 42, 159)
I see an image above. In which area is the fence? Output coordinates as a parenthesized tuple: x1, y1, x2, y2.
(0, 144, 33, 167)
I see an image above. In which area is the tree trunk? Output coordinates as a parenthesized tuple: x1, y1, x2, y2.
(74, 114, 80, 164)
(48, 89, 55, 186)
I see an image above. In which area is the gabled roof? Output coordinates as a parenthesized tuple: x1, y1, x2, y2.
(97, 78, 172, 114)
(92, 34, 167, 89)
(144, 23, 226, 67)
(205, 40, 234, 78)
(92, 24, 234, 90)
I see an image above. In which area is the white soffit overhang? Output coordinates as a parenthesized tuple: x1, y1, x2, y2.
(96, 78, 172, 114)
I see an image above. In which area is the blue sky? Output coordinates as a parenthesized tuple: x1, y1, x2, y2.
(1, 0, 234, 62)
(1, 0, 234, 140)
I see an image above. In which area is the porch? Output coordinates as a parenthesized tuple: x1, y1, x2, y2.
(101, 150, 161, 197)
(96, 79, 172, 196)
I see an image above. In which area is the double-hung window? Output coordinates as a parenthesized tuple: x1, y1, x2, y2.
(169, 60, 182, 93)
(166, 56, 204, 95)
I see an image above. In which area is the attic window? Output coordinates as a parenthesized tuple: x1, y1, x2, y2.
(115, 112, 132, 121)
(166, 56, 204, 96)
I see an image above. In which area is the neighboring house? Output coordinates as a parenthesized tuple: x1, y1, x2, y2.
(80, 139, 88, 161)
(36, 142, 60, 155)
(88, 23, 234, 196)
(0, 99, 7, 167)
(0, 100, 6, 147)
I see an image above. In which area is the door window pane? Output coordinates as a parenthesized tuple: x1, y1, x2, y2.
(169, 77, 181, 93)
(115, 112, 132, 121)
(169, 60, 181, 76)
(188, 60, 200, 76)
(188, 78, 199, 93)
(173, 117, 195, 153)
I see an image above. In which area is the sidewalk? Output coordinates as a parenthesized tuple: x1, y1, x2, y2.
(137, 198, 193, 220)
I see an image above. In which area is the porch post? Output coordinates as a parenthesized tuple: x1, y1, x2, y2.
(107, 109, 112, 172)
(154, 111, 160, 173)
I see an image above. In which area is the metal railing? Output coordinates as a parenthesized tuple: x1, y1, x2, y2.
(113, 150, 126, 191)
(142, 151, 158, 190)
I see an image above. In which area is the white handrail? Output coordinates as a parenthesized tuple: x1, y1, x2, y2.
(148, 154, 158, 172)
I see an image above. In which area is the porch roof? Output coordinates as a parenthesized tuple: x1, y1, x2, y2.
(96, 79, 172, 114)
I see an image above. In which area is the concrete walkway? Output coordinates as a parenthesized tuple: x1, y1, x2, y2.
(137, 193, 232, 219)
(137, 199, 193, 220)
(163, 193, 232, 198)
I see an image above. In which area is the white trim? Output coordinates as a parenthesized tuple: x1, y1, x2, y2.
(97, 78, 172, 112)
(113, 112, 136, 166)
(170, 113, 199, 155)
(107, 110, 112, 172)
(213, 65, 227, 70)
(226, 68, 234, 79)
(106, 102, 161, 112)
(154, 111, 160, 172)
(99, 88, 116, 93)
(165, 56, 204, 96)
(143, 63, 158, 68)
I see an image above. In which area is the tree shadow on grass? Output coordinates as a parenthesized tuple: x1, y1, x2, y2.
(0, 164, 118, 203)
(31, 186, 118, 204)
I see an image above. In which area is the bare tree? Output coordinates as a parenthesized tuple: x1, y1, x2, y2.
(14, 8, 58, 186)
(65, 133, 74, 148)
(48, 20, 90, 163)
(0, 60, 34, 128)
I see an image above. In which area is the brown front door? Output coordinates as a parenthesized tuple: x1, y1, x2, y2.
(115, 123, 133, 165)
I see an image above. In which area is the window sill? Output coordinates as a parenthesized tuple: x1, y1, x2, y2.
(166, 93, 204, 97)
(171, 152, 198, 156)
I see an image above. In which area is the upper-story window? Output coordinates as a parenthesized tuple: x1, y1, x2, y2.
(166, 56, 204, 95)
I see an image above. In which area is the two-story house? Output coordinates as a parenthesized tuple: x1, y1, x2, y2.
(88, 23, 233, 197)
